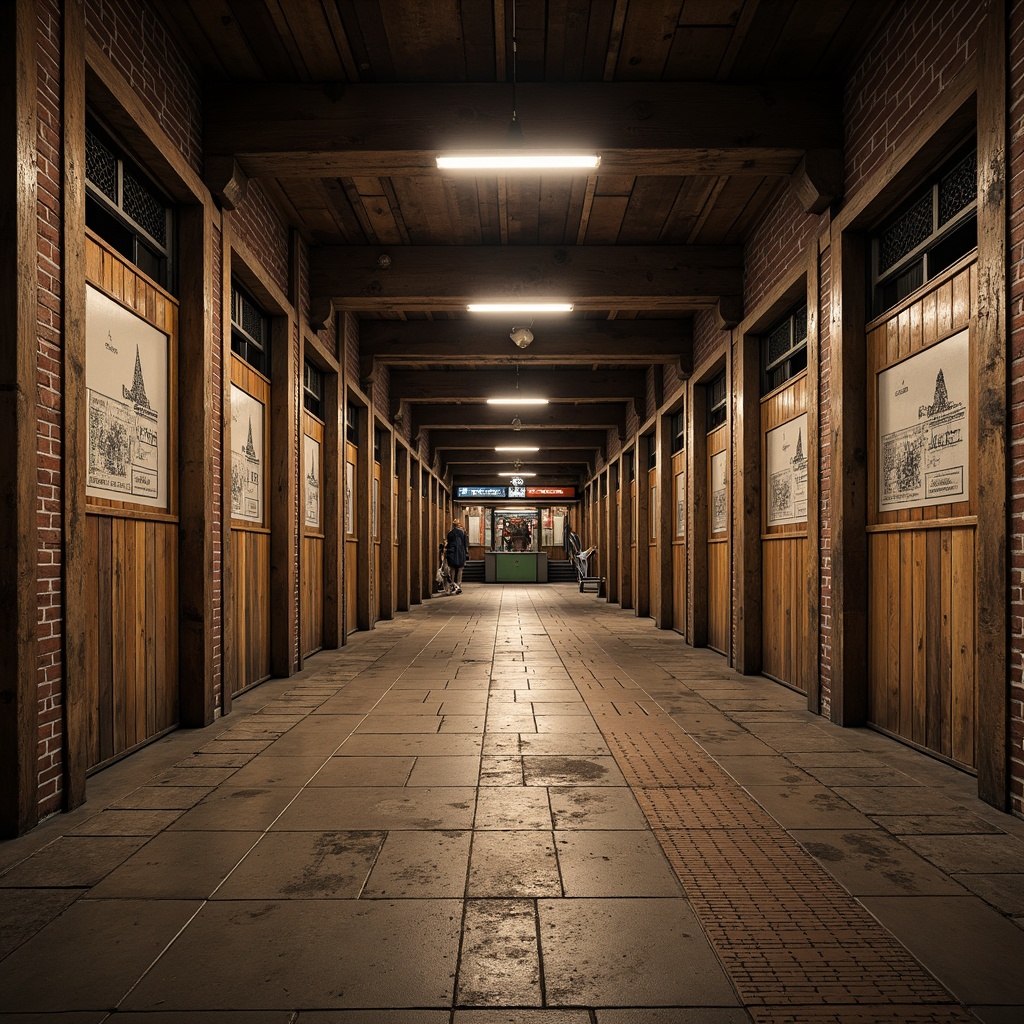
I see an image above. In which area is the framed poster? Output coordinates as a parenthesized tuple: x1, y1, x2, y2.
(650, 486, 657, 540)
(86, 285, 169, 509)
(766, 413, 808, 526)
(372, 477, 379, 538)
(675, 471, 686, 538)
(304, 434, 320, 529)
(877, 330, 969, 512)
(711, 450, 727, 534)
(231, 385, 265, 523)
(345, 461, 355, 535)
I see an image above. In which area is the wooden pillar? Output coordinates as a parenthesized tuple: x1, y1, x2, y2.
(0, 0, 41, 836)
(635, 437, 650, 618)
(270, 315, 299, 674)
(606, 464, 619, 604)
(975, 0, 1009, 808)
(655, 414, 674, 628)
(395, 444, 410, 612)
(378, 422, 395, 621)
(219, 216, 235, 711)
(619, 451, 633, 610)
(828, 227, 868, 725)
(323, 362, 343, 647)
(356, 401, 373, 630)
(410, 461, 422, 605)
(688, 381, 709, 647)
(733, 329, 762, 673)
(806, 239, 824, 712)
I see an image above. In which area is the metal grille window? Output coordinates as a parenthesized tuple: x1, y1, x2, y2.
(670, 410, 685, 453)
(647, 436, 657, 469)
(872, 145, 977, 316)
(231, 283, 269, 376)
(346, 403, 359, 444)
(85, 118, 174, 290)
(303, 360, 323, 419)
(707, 371, 727, 430)
(762, 302, 808, 395)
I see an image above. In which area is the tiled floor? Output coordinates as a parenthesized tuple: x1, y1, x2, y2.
(2, 584, 1024, 1023)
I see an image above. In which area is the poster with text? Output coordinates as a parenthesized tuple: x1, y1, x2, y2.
(304, 434, 320, 529)
(675, 471, 686, 538)
(345, 462, 354, 535)
(372, 477, 379, 538)
(231, 385, 264, 523)
(877, 330, 969, 512)
(86, 285, 169, 509)
(766, 413, 809, 526)
(711, 450, 727, 534)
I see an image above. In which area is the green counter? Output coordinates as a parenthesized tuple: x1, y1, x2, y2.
(484, 552, 548, 583)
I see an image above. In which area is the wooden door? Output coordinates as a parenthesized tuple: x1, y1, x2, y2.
(761, 373, 809, 690)
(866, 261, 977, 769)
(345, 441, 358, 633)
(707, 424, 730, 654)
(229, 359, 271, 693)
(374, 461, 382, 618)
(672, 450, 687, 633)
(84, 235, 179, 768)
(648, 466, 659, 615)
(301, 412, 324, 657)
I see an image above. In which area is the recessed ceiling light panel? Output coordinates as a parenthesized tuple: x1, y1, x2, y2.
(437, 153, 600, 171)
(468, 302, 573, 313)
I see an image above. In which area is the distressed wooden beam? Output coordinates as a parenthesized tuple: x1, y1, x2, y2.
(427, 428, 608, 451)
(792, 149, 843, 214)
(312, 246, 742, 314)
(205, 81, 841, 178)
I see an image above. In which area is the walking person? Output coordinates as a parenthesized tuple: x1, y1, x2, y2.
(445, 519, 468, 594)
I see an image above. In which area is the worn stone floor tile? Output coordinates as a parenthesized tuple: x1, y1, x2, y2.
(355, 715, 443, 734)
(407, 755, 480, 787)
(742, 784, 875, 829)
(538, 898, 737, 1007)
(456, 899, 541, 1006)
(871, 812, 1007, 836)
(479, 755, 524, 786)
(536, 715, 603, 734)
(165, 786, 298, 832)
(522, 755, 626, 787)
(834, 785, 966, 816)
(950, 872, 1024, 915)
(298, 1013, 448, 1023)
(263, 716, 366, 755)
(859, 894, 1024, 1006)
(596, 1012, 751, 1024)
(474, 787, 553, 830)
(900, 832, 1024, 874)
(468, 830, 561, 897)
(149, 765, 242, 788)
(556, 830, 682, 897)
(113, 1013, 296, 1023)
(789, 828, 971, 897)
(274, 787, 476, 831)
(111, 785, 214, 810)
(485, 716, 539, 734)
(519, 735, 611, 757)
(122, 900, 461, 1011)
(66, 808, 184, 836)
(677, 728, 777, 756)
(0, 887, 83, 959)
(801, 764, 924, 787)
(86, 830, 260, 899)
(0, 835, 148, 888)
(311, 755, 416, 787)
(0, 898, 202, 1013)
(176, 750, 260, 769)
(362, 830, 470, 897)
(481, 734, 521, 755)
(219, 754, 326, 788)
(712, 754, 818, 787)
(439, 715, 486, 734)
(548, 787, 649, 830)
(338, 734, 483, 757)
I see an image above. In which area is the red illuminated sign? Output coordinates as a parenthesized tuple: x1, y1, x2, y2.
(525, 486, 576, 498)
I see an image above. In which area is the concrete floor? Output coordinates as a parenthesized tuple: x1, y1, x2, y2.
(2, 584, 1023, 1024)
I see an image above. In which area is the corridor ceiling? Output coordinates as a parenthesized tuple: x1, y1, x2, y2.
(151, 0, 894, 488)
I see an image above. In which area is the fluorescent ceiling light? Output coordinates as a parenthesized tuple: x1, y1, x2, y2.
(437, 153, 600, 171)
(503, 471, 537, 477)
(486, 397, 549, 405)
(468, 302, 573, 313)
(495, 446, 539, 452)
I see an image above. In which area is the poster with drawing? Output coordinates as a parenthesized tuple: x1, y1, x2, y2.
(86, 285, 169, 509)
(675, 471, 686, 538)
(711, 450, 727, 534)
(877, 330, 969, 512)
(304, 434, 320, 529)
(372, 477, 379, 538)
(766, 413, 809, 526)
(650, 486, 657, 541)
(345, 462, 354, 534)
(231, 385, 264, 523)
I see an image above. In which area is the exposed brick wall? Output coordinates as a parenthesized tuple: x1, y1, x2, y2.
(231, 181, 290, 300)
(692, 309, 723, 373)
(36, 0, 63, 817)
(1008, 0, 1024, 817)
(84, 0, 202, 176)
(372, 362, 390, 419)
(844, 0, 978, 206)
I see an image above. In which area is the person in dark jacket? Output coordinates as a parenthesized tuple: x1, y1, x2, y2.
(445, 519, 468, 593)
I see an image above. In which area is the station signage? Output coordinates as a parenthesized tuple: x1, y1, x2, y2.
(455, 484, 577, 500)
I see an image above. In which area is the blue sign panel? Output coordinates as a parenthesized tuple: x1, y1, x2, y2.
(456, 485, 507, 498)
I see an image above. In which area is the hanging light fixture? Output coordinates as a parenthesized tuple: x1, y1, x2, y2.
(436, 2, 600, 173)
(486, 362, 547, 405)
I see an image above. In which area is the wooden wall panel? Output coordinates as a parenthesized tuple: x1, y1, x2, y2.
(648, 466, 659, 615)
(707, 424, 730, 655)
(865, 261, 977, 769)
(374, 461, 383, 618)
(301, 410, 325, 656)
(345, 441, 358, 633)
(672, 451, 686, 633)
(761, 372, 809, 691)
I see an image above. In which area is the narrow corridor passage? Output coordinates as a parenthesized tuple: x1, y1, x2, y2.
(2, 586, 1023, 1022)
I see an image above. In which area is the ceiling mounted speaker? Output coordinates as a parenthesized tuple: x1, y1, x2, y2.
(510, 326, 534, 349)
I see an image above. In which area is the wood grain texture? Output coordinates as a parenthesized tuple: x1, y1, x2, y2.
(301, 411, 324, 656)
(707, 423, 730, 656)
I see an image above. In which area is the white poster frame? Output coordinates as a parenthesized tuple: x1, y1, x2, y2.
(230, 384, 265, 524)
(765, 413, 809, 526)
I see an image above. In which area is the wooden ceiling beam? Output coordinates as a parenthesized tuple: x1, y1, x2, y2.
(426, 429, 608, 452)
(442, 449, 598, 464)
(409, 401, 626, 433)
(448, 462, 590, 478)
(203, 81, 841, 183)
(360, 318, 693, 379)
(311, 245, 740, 324)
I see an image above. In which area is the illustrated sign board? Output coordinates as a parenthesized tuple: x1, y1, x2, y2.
(527, 486, 576, 498)
(304, 434, 320, 528)
(456, 484, 578, 500)
(231, 385, 265, 523)
(710, 450, 727, 534)
(456, 486, 507, 498)
(877, 330, 969, 512)
(675, 471, 685, 538)
(86, 285, 169, 509)
(766, 413, 809, 526)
